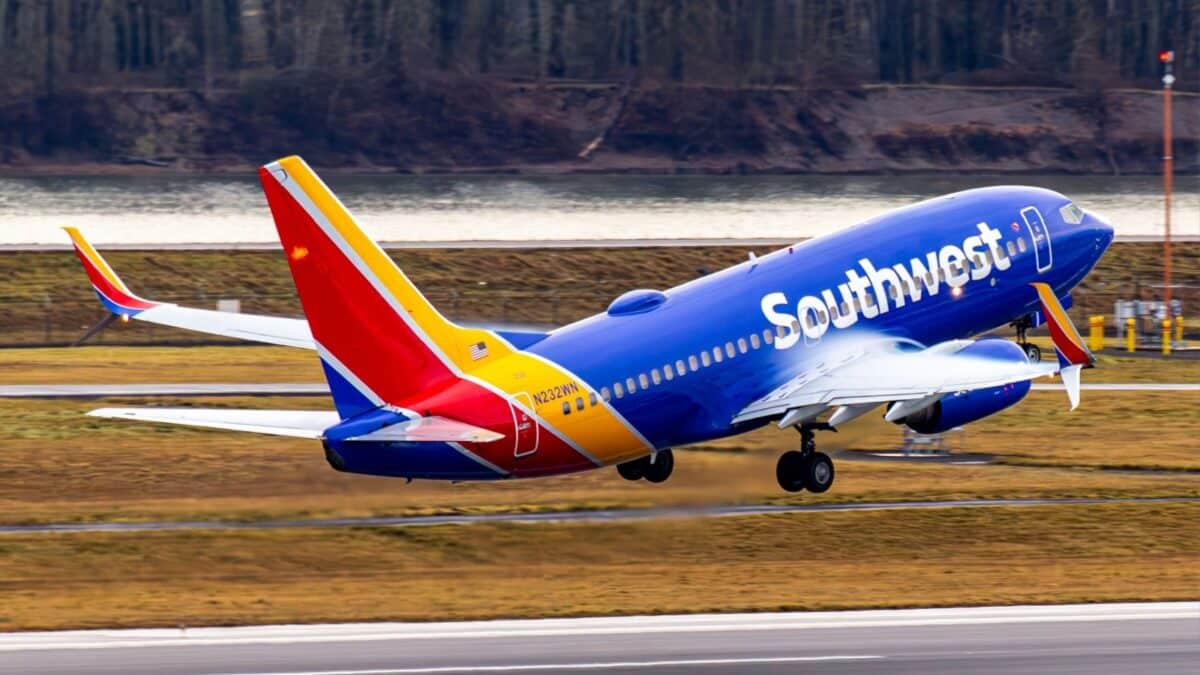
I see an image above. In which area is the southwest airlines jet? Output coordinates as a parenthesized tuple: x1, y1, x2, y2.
(66, 156, 1112, 493)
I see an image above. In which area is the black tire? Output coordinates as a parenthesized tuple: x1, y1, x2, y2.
(617, 458, 646, 481)
(803, 452, 835, 493)
(776, 450, 808, 493)
(643, 449, 674, 483)
(1024, 343, 1042, 363)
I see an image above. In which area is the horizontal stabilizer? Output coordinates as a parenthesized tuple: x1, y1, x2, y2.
(88, 408, 339, 438)
(345, 415, 505, 443)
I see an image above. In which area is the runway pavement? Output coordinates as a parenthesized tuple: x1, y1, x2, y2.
(4, 497, 1197, 535)
(1, 602, 1196, 674)
(3, 382, 1197, 398)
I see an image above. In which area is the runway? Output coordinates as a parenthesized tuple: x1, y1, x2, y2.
(4, 497, 1197, 535)
(1, 603, 1196, 674)
(3, 382, 1197, 398)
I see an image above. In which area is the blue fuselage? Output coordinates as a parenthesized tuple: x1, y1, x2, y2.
(531, 186, 1114, 450)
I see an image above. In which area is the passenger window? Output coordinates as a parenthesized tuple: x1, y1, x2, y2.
(589, 392, 598, 406)
(889, 286, 899, 299)
(575, 396, 584, 411)
(701, 351, 711, 367)
(663, 365, 674, 381)
(737, 338, 748, 354)
(614, 383, 624, 398)
(763, 329, 774, 345)
(601, 387, 611, 401)
(750, 334, 760, 349)
(841, 301, 851, 316)
(1017, 237, 1027, 253)
(562, 401, 571, 415)
(676, 359, 687, 376)
(711, 347, 723, 363)
(864, 292, 875, 308)
(627, 377, 637, 393)
(725, 342, 736, 358)
(817, 308, 828, 323)
(776, 325, 788, 338)
(651, 369, 662, 385)
(689, 355, 700, 371)
(638, 373, 649, 389)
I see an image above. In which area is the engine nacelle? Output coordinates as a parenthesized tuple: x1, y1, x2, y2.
(900, 339, 1032, 434)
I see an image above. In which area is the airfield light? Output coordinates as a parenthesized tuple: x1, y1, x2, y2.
(1159, 50, 1174, 63)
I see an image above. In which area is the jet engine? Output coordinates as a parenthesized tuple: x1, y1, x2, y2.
(896, 339, 1032, 434)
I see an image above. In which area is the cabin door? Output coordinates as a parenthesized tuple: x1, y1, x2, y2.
(511, 392, 539, 458)
(1021, 206, 1053, 273)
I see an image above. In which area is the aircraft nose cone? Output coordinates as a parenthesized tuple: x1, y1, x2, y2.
(1084, 209, 1115, 251)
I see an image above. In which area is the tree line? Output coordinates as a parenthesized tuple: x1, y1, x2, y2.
(1, 0, 1195, 96)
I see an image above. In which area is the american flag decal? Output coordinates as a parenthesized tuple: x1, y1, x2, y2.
(469, 341, 488, 360)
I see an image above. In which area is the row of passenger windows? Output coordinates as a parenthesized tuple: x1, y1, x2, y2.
(560, 235, 1031, 415)
(593, 328, 784, 405)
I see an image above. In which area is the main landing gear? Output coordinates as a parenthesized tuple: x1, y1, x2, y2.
(776, 424, 835, 493)
(617, 449, 674, 484)
(1012, 315, 1042, 363)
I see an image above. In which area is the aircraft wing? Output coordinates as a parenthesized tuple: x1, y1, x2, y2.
(88, 408, 505, 443)
(736, 283, 1096, 427)
(731, 339, 1060, 426)
(65, 227, 315, 349)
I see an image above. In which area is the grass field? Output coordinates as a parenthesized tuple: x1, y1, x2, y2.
(1, 242, 1196, 632)
(1, 241, 1196, 345)
(1, 502, 1196, 631)
(1, 384, 1197, 526)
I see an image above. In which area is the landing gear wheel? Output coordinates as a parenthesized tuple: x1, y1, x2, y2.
(643, 449, 674, 483)
(1023, 343, 1042, 363)
(617, 459, 645, 481)
(776, 450, 808, 493)
(803, 452, 835, 493)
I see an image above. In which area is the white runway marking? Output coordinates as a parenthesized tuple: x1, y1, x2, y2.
(213, 655, 884, 674)
(1, 603, 1193, 653)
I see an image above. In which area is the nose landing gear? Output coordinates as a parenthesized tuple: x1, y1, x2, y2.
(776, 425, 835, 493)
(1012, 315, 1042, 362)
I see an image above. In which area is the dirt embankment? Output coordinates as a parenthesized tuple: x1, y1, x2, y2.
(2, 80, 1196, 175)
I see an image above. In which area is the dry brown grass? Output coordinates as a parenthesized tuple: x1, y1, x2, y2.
(1, 241, 1195, 344)
(1, 394, 1198, 526)
(1, 502, 1196, 631)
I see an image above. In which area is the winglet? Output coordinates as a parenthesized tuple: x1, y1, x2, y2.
(63, 227, 157, 317)
(1060, 364, 1083, 411)
(1031, 283, 1094, 369)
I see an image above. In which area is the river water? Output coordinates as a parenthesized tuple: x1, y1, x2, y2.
(0, 173, 1195, 246)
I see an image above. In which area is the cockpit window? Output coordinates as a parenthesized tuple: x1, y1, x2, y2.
(1059, 203, 1084, 224)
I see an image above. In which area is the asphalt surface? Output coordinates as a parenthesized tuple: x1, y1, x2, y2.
(3, 382, 1197, 398)
(4, 497, 1197, 535)
(1, 603, 1196, 674)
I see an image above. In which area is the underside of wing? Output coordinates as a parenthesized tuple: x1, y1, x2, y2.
(734, 337, 1059, 425)
(132, 305, 314, 349)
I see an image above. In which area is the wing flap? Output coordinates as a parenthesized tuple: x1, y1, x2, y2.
(88, 408, 339, 438)
(734, 340, 1058, 425)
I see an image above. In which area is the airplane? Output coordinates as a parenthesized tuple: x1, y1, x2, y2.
(66, 155, 1113, 493)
